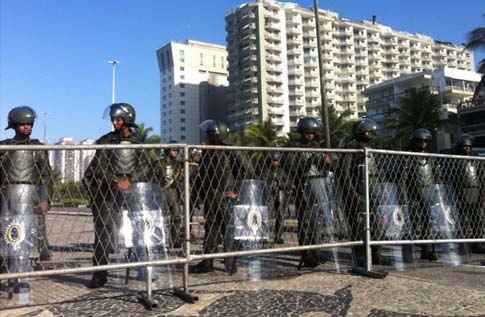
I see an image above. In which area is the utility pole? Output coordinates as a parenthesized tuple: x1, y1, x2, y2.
(43, 112, 47, 143)
(313, 0, 331, 148)
(108, 60, 119, 104)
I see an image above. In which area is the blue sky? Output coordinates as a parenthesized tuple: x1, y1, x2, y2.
(1, 0, 484, 143)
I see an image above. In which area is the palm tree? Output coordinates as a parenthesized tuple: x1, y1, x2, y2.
(244, 118, 287, 147)
(318, 106, 357, 147)
(137, 123, 161, 144)
(385, 88, 443, 148)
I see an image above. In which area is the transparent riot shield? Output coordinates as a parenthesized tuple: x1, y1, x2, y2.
(424, 184, 463, 266)
(117, 183, 172, 285)
(303, 174, 348, 272)
(372, 183, 412, 270)
(0, 184, 38, 303)
(225, 179, 270, 279)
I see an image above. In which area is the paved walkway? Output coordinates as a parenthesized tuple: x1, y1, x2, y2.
(2, 256, 485, 317)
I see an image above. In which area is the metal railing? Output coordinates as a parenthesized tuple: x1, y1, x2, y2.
(2, 144, 485, 309)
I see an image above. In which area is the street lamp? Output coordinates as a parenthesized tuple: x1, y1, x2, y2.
(108, 59, 119, 104)
(43, 112, 48, 143)
(313, 0, 331, 148)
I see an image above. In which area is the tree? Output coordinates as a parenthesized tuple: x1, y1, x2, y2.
(385, 88, 443, 148)
(244, 118, 287, 147)
(318, 106, 357, 147)
(137, 123, 161, 144)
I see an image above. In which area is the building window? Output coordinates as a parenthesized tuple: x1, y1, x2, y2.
(180, 101, 185, 105)
(180, 75, 185, 80)
(181, 136, 186, 140)
(181, 127, 186, 131)
(180, 92, 185, 97)
(180, 66, 185, 71)
(181, 118, 186, 123)
(200, 53, 204, 66)
(180, 109, 186, 114)
(213, 55, 216, 67)
(180, 83, 185, 88)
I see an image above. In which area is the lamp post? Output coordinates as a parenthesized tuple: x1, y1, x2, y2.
(108, 60, 119, 104)
(313, 0, 331, 148)
(43, 112, 48, 143)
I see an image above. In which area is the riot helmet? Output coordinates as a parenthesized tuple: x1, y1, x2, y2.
(455, 134, 473, 155)
(199, 119, 229, 144)
(6, 106, 36, 130)
(411, 128, 432, 152)
(164, 140, 179, 156)
(296, 117, 321, 134)
(103, 103, 136, 127)
(353, 118, 377, 143)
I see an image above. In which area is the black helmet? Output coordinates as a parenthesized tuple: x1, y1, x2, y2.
(353, 118, 377, 139)
(411, 128, 432, 141)
(456, 134, 473, 147)
(103, 103, 136, 125)
(6, 106, 36, 130)
(164, 140, 179, 154)
(199, 119, 229, 136)
(296, 117, 321, 134)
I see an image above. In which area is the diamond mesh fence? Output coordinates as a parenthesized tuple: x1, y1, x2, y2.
(0, 144, 186, 308)
(368, 149, 485, 269)
(3, 143, 485, 309)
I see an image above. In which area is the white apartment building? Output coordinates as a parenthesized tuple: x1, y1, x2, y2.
(225, 0, 475, 134)
(157, 40, 229, 144)
(50, 138, 95, 183)
(365, 67, 482, 133)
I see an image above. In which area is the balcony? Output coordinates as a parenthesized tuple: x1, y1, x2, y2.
(268, 107, 285, 116)
(287, 48, 301, 56)
(265, 32, 280, 42)
(266, 74, 282, 83)
(287, 67, 301, 76)
(288, 77, 303, 86)
(267, 95, 284, 105)
(289, 88, 304, 96)
(267, 64, 282, 73)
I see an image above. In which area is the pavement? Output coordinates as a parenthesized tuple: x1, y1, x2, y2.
(2, 250, 485, 317)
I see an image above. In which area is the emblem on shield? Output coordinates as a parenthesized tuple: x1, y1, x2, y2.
(5, 223, 25, 246)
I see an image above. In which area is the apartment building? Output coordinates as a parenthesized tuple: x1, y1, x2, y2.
(157, 40, 228, 144)
(365, 67, 482, 147)
(225, 0, 474, 133)
(49, 138, 95, 183)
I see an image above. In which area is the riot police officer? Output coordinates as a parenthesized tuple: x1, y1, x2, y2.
(284, 116, 332, 268)
(405, 128, 438, 261)
(0, 106, 52, 294)
(340, 118, 382, 268)
(266, 153, 288, 244)
(84, 103, 164, 288)
(189, 120, 245, 273)
(452, 135, 485, 253)
(162, 141, 184, 250)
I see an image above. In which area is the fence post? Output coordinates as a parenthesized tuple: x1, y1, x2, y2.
(364, 147, 373, 272)
(183, 144, 191, 292)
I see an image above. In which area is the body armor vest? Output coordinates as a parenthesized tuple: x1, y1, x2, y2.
(463, 161, 479, 188)
(113, 140, 137, 176)
(415, 158, 434, 189)
(5, 150, 36, 184)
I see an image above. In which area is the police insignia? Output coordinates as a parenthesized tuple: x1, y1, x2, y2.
(5, 224, 24, 245)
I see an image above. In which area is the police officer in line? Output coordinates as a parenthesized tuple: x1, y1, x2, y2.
(405, 128, 438, 261)
(266, 153, 289, 244)
(284, 116, 332, 268)
(83, 103, 163, 288)
(189, 120, 245, 273)
(452, 135, 485, 253)
(340, 118, 382, 267)
(162, 141, 185, 250)
(0, 106, 52, 293)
